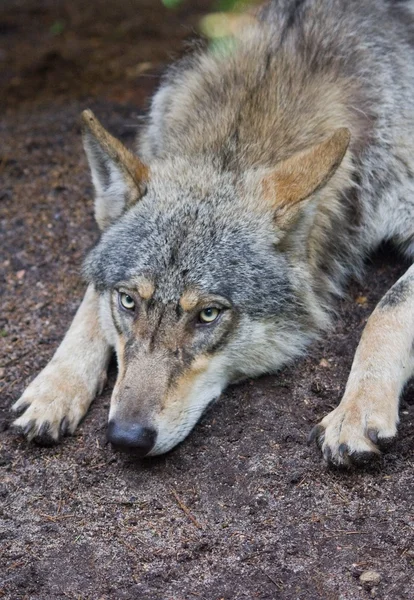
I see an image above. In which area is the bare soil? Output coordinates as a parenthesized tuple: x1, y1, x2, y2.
(1, 1, 413, 599)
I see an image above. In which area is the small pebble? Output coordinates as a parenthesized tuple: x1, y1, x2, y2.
(359, 570, 382, 588)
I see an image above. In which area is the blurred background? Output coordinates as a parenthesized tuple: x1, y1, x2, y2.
(1, 0, 253, 110)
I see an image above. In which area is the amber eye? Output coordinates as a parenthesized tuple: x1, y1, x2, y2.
(119, 292, 135, 311)
(199, 307, 220, 324)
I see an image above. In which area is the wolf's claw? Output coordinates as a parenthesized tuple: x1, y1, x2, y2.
(12, 402, 29, 418)
(23, 419, 36, 437)
(59, 416, 70, 437)
(308, 424, 325, 448)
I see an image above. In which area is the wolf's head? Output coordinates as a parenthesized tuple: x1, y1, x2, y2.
(81, 111, 350, 456)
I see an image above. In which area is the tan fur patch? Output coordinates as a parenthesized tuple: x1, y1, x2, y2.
(137, 278, 155, 300)
(167, 354, 211, 408)
(109, 336, 128, 417)
(82, 109, 149, 200)
(180, 289, 201, 312)
(263, 128, 350, 230)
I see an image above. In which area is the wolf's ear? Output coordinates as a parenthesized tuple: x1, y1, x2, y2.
(263, 128, 350, 231)
(81, 110, 149, 231)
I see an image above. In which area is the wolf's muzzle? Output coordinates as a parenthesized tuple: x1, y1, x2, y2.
(106, 421, 157, 456)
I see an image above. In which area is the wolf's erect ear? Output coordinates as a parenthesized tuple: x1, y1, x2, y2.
(263, 128, 350, 230)
(81, 110, 149, 231)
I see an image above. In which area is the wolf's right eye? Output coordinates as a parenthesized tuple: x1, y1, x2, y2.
(119, 292, 135, 311)
(199, 307, 220, 323)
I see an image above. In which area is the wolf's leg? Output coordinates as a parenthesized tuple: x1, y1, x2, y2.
(12, 285, 112, 444)
(310, 263, 414, 466)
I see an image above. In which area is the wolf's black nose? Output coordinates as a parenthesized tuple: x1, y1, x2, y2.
(106, 421, 156, 457)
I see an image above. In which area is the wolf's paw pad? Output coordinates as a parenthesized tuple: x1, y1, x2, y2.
(11, 366, 90, 445)
(308, 405, 397, 468)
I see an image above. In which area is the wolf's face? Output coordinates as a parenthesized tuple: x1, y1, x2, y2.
(81, 111, 349, 455)
(84, 177, 298, 455)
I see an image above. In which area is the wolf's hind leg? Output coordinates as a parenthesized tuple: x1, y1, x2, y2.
(12, 285, 111, 444)
(310, 264, 414, 467)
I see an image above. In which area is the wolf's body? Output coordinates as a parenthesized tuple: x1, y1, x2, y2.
(12, 0, 414, 465)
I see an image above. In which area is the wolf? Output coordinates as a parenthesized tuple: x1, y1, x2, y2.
(11, 0, 414, 466)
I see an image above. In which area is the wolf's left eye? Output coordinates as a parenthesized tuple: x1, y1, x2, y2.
(199, 307, 220, 323)
(119, 292, 135, 311)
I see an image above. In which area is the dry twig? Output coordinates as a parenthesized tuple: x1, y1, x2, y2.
(171, 489, 203, 529)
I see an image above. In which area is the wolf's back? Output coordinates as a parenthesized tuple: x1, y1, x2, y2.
(140, 0, 414, 173)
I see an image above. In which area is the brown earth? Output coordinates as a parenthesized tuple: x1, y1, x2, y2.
(1, 1, 414, 599)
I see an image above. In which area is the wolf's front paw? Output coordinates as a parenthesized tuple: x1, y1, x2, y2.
(11, 361, 100, 445)
(309, 397, 398, 467)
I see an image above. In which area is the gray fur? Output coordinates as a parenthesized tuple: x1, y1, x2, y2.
(84, 170, 296, 319)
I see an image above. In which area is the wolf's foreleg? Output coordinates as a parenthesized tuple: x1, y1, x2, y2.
(310, 264, 414, 466)
(12, 285, 112, 444)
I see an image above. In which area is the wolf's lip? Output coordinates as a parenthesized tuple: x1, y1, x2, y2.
(106, 421, 157, 457)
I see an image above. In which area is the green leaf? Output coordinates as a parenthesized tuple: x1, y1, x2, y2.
(161, 0, 184, 8)
(50, 20, 65, 36)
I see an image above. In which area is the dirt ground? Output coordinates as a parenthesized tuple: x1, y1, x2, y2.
(1, 1, 414, 599)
